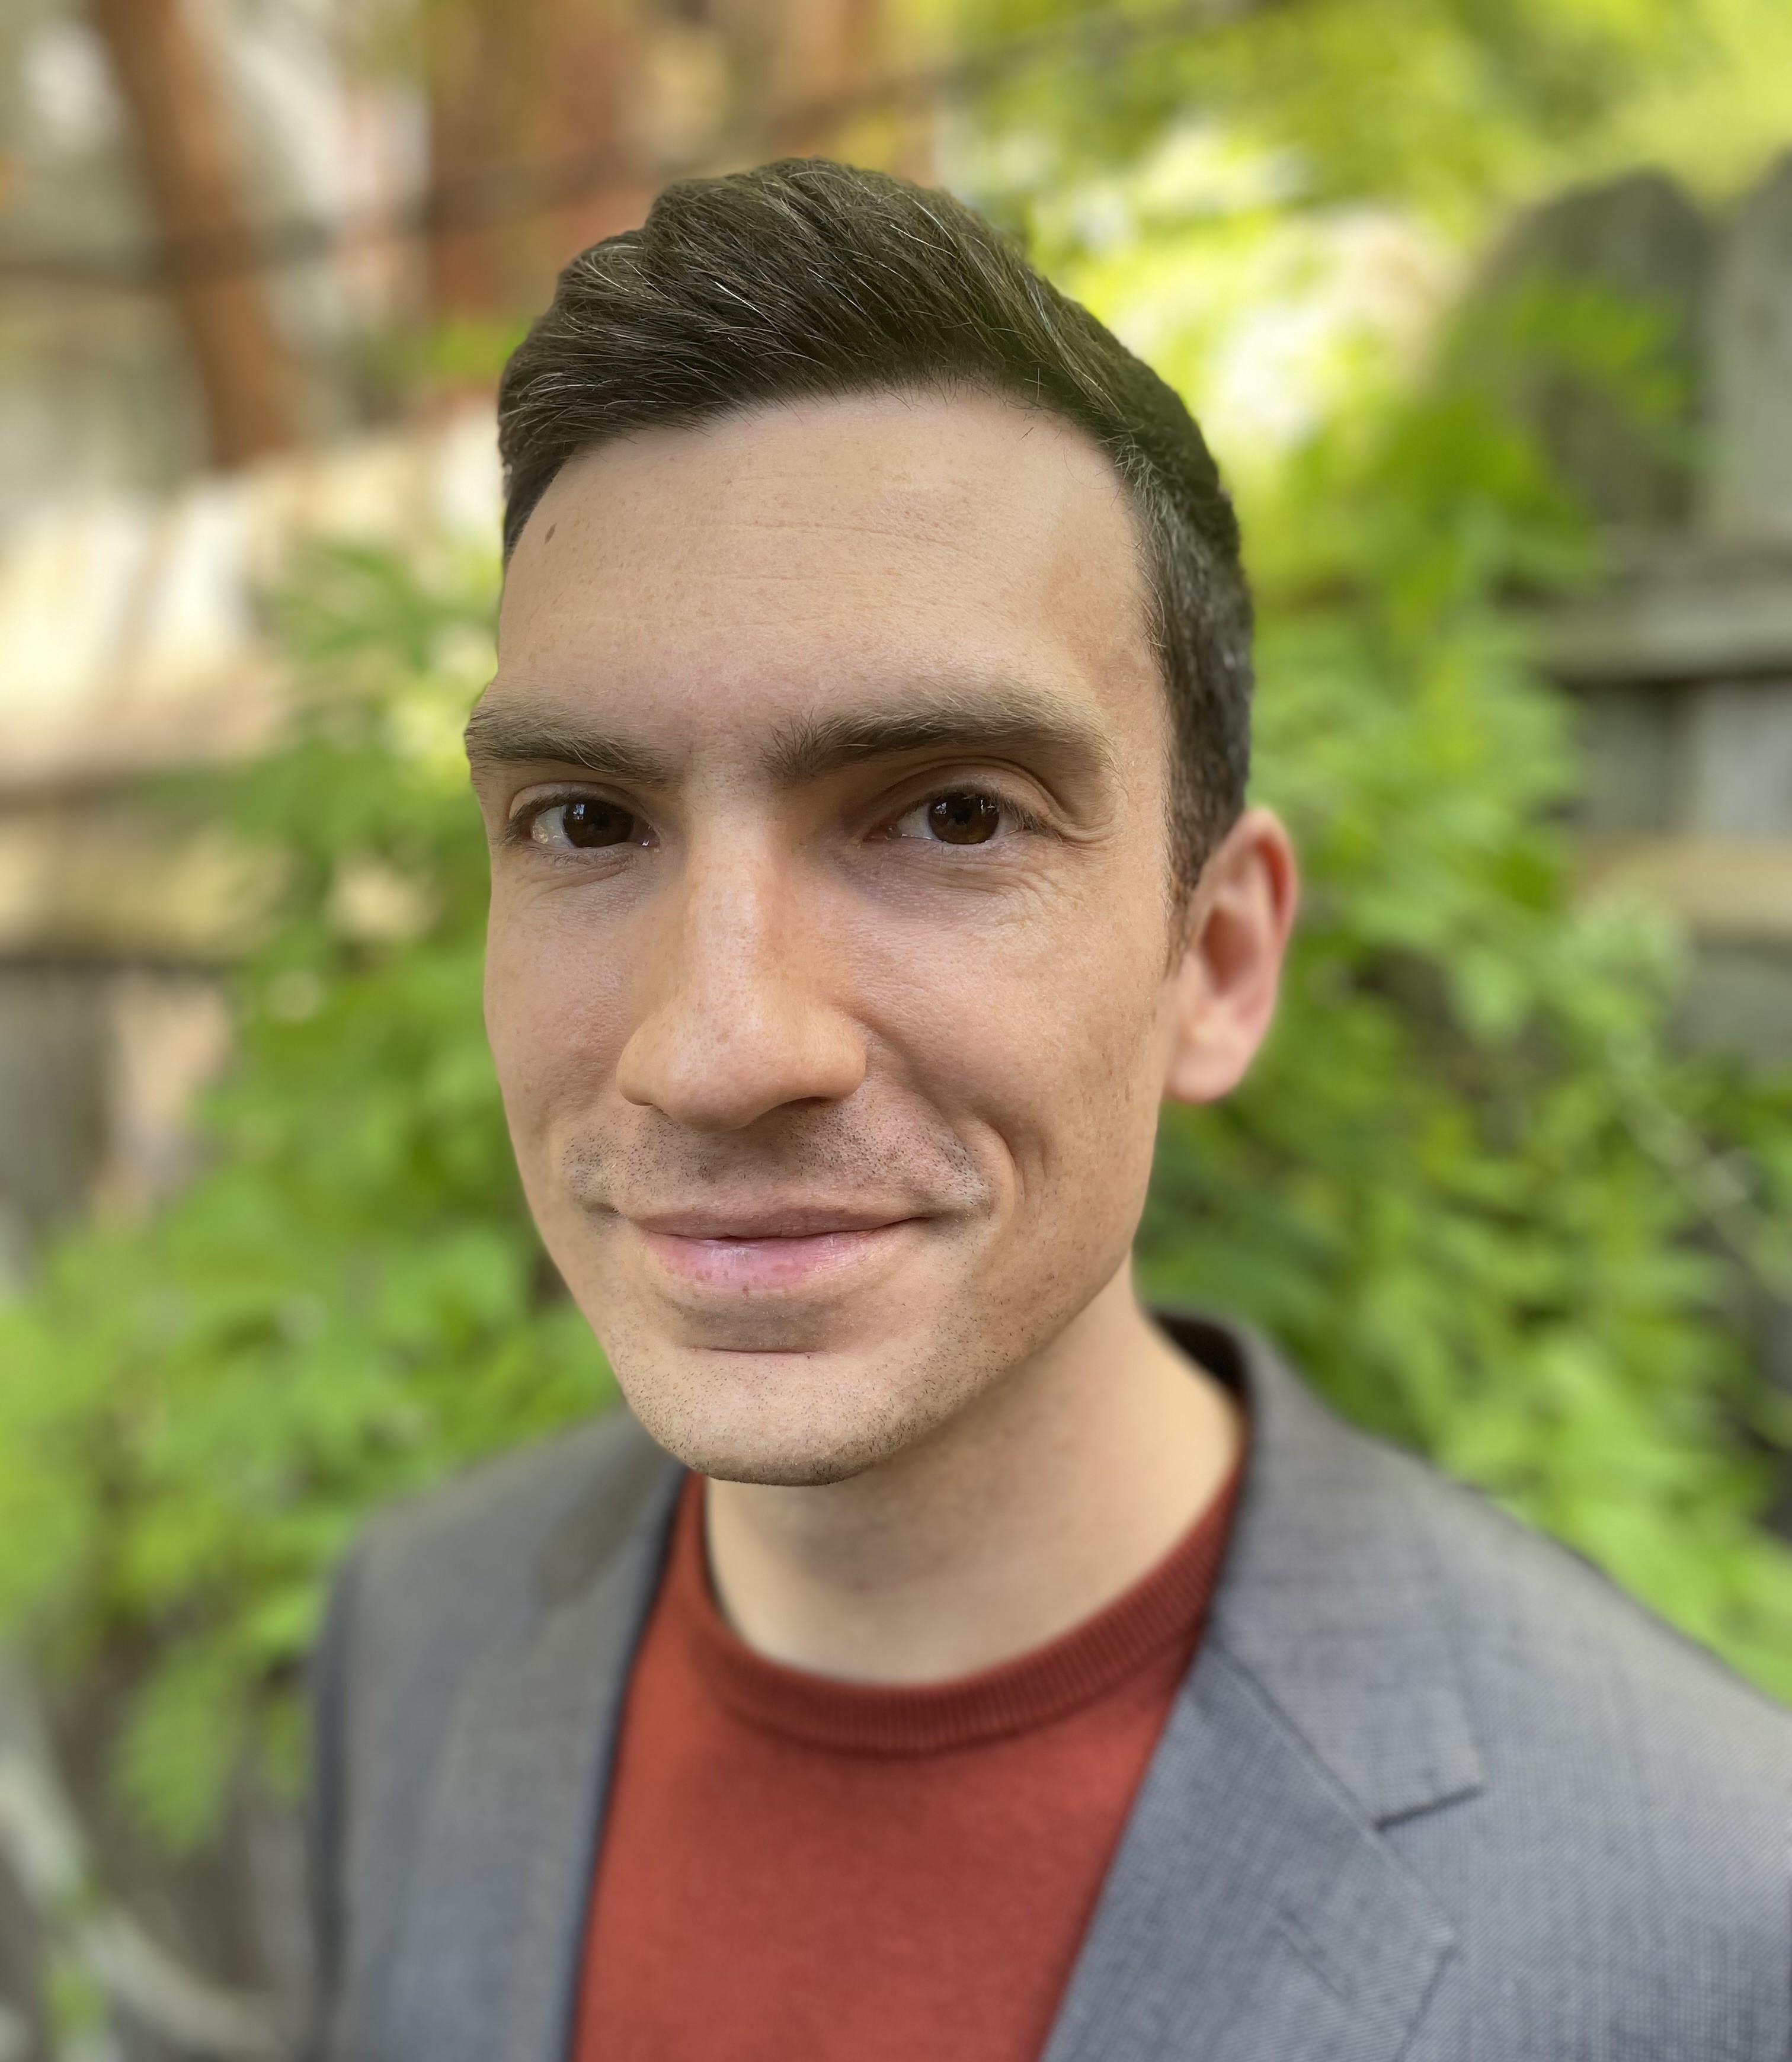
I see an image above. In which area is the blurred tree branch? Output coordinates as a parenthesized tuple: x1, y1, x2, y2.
(5, 0, 1279, 293)
(88, 0, 300, 464)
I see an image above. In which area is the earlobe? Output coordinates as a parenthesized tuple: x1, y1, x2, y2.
(1161, 808, 1298, 1106)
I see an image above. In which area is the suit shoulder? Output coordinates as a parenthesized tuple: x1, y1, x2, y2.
(1356, 1452, 1792, 2054)
(360, 1404, 653, 1573)
(348, 1405, 671, 1691)
(1401, 1449, 1792, 1796)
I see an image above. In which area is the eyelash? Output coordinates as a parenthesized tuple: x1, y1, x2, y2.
(500, 789, 645, 855)
(882, 788, 1049, 840)
(501, 782, 1052, 855)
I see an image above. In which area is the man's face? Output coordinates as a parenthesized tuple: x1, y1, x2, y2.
(473, 390, 1209, 1484)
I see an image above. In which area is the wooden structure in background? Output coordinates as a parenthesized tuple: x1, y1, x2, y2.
(1497, 156, 1792, 1062)
(90, 0, 300, 469)
(422, 0, 890, 324)
(0, 411, 500, 2053)
(425, 0, 648, 319)
(0, 405, 498, 1288)
(1488, 157, 1792, 1437)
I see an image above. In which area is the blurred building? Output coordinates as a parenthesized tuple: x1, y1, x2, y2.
(0, 402, 500, 1289)
(0, 0, 903, 530)
(1504, 162, 1792, 1064)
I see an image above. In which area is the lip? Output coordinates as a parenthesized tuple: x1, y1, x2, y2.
(627, 1208, 919, 1293)
(632, 1204, 909, 1239)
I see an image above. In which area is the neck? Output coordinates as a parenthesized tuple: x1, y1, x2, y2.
(703, 1265, 1241, 1683)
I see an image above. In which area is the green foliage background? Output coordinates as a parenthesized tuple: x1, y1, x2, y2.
(4, 2, 1792, 1854)
(1138, 365, 1792, 1693)
(0, 550, 613, 1848)
(955, 0, 1792, 223)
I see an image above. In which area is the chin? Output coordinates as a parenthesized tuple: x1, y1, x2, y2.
(606, 1334, 979, 1487)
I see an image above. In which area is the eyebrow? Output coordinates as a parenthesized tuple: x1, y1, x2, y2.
(463, 684, 1115, 791)
(463, 702, 680, 787)
(763, 689, 1116, 786)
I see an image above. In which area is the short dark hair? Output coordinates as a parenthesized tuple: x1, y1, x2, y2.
(498, 159, 1252, 880)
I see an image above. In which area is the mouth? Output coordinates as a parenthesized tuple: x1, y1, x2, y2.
(625, 1205, 921, 1294)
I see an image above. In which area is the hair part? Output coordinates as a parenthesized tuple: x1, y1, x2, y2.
(498, 158, 1252, 885)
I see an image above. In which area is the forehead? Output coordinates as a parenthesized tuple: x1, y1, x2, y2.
(492, 389, 1163, 755)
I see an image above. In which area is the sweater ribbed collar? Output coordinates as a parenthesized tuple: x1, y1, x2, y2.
(665, 1456, 1241, 1757)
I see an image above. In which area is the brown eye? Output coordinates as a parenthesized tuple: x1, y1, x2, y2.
(927, 792, 1002, 844)
(531, 799, 644, 850)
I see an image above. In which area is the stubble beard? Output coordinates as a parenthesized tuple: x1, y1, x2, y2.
(549, 1097, 1028, 1484)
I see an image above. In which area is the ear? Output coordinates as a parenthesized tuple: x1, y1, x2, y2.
(1162, 807, 1299, 1105)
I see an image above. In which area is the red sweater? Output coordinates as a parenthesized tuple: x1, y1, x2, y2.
(575, 1464, 1240, 2062)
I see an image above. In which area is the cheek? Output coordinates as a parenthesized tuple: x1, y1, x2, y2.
(482, 888, 635, 1151)
(859, 877, 1173, 1202)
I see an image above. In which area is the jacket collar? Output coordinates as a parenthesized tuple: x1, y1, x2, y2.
(383, 1315, 1482, 2062)
(378, 1435, 680, 2062)
(1035, 1317, 1477, 2062)
(1167, 1313, 1487, 1826)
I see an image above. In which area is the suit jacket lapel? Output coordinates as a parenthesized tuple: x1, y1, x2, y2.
(380, 1433, 681, 2062)
(1041, 1647, 1455, 2062)
(1041, 1319, 1483, 2062)
(1193, 1320, 1486, 1826)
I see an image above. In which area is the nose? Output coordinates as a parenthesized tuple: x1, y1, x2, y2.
(615, 838, 866, 1130)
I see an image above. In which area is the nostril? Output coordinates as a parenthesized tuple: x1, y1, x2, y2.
(615, 994, 866, 1129)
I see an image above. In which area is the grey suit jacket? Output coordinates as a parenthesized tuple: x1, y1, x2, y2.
(309, 1318, 1792, 2060)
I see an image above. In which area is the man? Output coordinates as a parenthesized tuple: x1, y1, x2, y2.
(308, 161, 1791, 2061)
